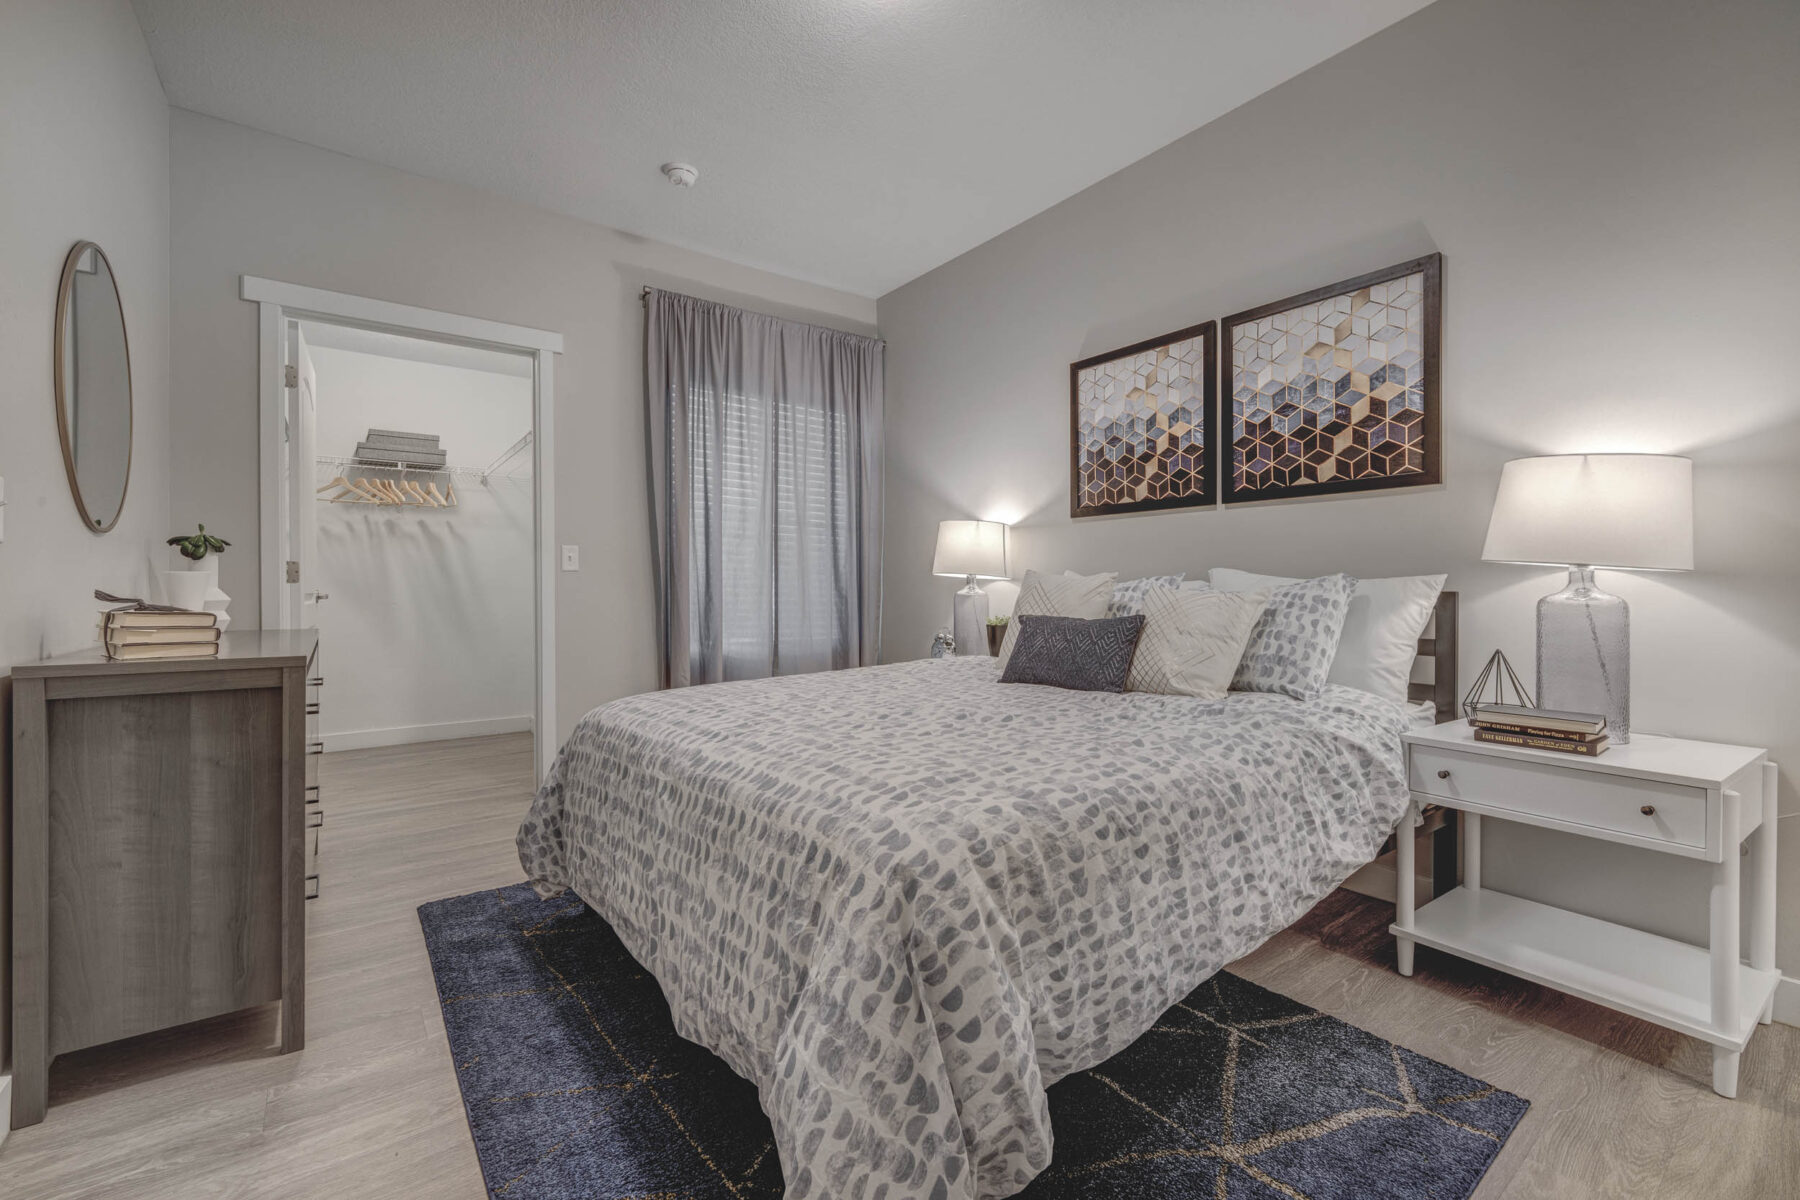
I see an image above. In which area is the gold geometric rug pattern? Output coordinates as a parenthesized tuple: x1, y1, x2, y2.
(419, 884, 1527, 1200)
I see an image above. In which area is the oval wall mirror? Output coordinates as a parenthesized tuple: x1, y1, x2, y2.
(54, 240, 134, 532)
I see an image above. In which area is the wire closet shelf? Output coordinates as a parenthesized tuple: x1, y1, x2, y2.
(314, 431, 532, 509)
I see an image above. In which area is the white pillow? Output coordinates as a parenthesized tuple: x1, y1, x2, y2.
(996, 569, 1117, 670)
(1065, 571, 1185, 617)
(1127, 586, 1272, 699)
(1208, 568, 1446, 706)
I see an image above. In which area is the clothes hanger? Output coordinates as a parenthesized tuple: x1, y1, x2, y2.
(355, 478, 391, 503)
(317, 475, 381, 504)
(357, 477, 395, 505)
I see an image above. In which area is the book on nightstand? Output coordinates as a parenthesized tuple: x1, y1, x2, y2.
(1472, 727, 1609, 756)
(1468, 701, 1606, 737)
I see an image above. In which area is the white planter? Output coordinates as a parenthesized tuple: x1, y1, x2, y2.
(161, 569, 211, 612)
(163, 549, 233, 628)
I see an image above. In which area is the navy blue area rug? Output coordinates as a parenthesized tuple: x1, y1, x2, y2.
(419, 884, 1527, 1199)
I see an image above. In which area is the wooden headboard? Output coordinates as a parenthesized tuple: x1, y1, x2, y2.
(1408, 590, 1458, 725)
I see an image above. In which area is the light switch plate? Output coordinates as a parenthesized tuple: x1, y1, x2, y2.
(560, 544, 579, 572)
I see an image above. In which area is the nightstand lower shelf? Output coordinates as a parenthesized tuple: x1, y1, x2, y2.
(1394, 886, 1779, 1051)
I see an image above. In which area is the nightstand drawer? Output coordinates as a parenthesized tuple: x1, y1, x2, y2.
(1410, 745, 1707, 850)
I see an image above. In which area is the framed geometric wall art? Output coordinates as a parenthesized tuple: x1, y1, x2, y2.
(1220, 253, 1441, 505)
(1070, 320, 1217, 518)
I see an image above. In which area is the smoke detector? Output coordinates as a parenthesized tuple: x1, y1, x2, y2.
(661, 162, 699, 188)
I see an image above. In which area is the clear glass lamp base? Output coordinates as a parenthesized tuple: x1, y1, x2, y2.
(952, 578, 991, 657)
(1535, 566, 1631, 743)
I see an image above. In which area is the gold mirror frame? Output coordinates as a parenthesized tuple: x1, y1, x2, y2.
(54, 240, 134, 533)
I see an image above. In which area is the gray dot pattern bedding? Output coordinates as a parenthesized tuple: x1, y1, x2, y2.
(518, 656, 1412, 1200)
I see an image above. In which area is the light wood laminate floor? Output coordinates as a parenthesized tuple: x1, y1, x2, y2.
(3, 732, 1795, 1198)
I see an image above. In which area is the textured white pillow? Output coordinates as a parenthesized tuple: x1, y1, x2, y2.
(1127, 586, 1272, 699)
(1064, 571, 1185, 616)
(997, 569, 1117, 670)
(1208, 568, 1447, 706)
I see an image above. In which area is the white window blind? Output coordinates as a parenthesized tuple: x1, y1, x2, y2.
(687, 387, 852, 678)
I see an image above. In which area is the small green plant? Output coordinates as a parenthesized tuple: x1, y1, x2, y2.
(167, 524, 230, 561)
(986, 615, 1010, 627)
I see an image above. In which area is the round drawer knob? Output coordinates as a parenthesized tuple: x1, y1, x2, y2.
(1436, 769, 1452, 780)
(1640, 804, 1657, 817)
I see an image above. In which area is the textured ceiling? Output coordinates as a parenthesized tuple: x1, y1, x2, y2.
(132, 0, 1431, 297)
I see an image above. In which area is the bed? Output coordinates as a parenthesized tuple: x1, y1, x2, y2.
(518, 592, 1456, 1200)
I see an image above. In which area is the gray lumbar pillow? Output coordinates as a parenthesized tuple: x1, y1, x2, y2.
(998, 614, 1146, 693)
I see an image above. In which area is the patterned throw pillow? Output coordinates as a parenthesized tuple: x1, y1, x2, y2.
(1066, 571, 1186, 617)
(997, 569, 1117, 670)
(1185, 573, 1357, 699)
(1209, 568, 1446, 706)
(999, 614, 1146, 693)
(1127, 586, 1272, 699)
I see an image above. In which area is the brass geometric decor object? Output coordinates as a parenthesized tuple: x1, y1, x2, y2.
(1222, 253, 1442, 505)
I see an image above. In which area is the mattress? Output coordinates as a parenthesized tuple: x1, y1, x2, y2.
(519, 656, 1414, 1199)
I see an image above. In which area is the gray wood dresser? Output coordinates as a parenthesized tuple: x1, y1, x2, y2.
(10, 630, 318, 1128)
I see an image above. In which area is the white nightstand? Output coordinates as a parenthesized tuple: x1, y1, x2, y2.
(1392, 720, 1778, 1098)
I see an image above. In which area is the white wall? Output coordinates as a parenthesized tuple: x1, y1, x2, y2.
(167, 110, 878, 746)
(308, 343, 534, 748)
(878, 0, 1800, 978)
(0, 0, 171, 1092)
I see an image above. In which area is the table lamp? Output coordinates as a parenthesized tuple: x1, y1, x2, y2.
(933, 519, 1009, 656)
(1481, 454, 1693, 743)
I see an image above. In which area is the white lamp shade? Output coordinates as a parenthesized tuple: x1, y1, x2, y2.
(932, 519, 1008, 579)
(1481, 454, 1693, 571)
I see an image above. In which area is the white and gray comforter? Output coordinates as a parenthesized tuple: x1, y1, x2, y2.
(518, 656, 1412, 1200)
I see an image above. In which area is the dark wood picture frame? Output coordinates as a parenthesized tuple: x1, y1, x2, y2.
(1069, 320, 1217, 518)
(1220, 253, 1441, 506)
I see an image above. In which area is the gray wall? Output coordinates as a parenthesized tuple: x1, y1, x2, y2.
(0, 0, 172, 1082)
(168, 110, 878, 744)
(878, 0, 1800, 979)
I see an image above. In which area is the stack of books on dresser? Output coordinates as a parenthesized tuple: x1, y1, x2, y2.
(102, 608, 222, 660)
(1468, 703, 1608, 756)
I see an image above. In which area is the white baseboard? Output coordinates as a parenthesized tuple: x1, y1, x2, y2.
(1774, 974, 1800, 1027)
(324, 715, 533, 752)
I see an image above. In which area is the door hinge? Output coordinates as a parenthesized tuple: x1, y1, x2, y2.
(286, 560, 300, 584)
(284, 364, 299, 388)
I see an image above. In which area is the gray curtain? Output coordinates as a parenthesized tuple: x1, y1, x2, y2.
(645, 288, 884, 688)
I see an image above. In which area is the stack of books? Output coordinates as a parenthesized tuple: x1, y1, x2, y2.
(102, 607, 222, 660)
(1468, 703, 1608, 756)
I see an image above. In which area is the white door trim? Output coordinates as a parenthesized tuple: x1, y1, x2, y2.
(244, 274, 561, 781)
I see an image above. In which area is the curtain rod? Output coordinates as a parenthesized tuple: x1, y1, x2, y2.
(638, 285, 883, 345)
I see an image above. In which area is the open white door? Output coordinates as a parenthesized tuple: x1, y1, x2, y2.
(279, 321, 321, 630)
(249, 275, 560, 780)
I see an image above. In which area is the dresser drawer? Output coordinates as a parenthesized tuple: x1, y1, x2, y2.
(1410, 745, 1708, 850)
